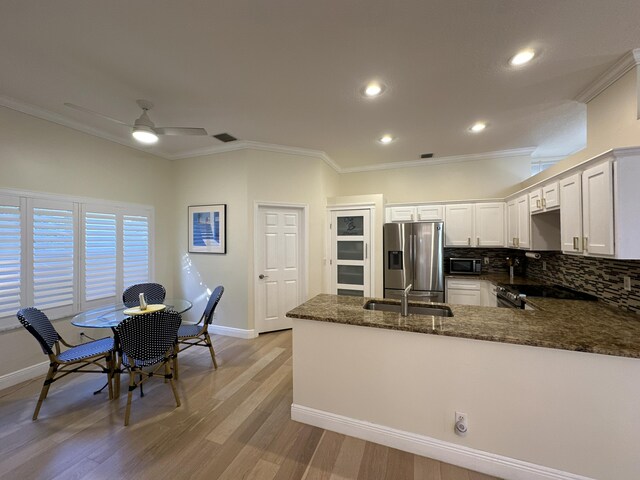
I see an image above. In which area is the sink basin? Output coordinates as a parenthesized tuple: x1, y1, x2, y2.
(363, 300, 453, 317)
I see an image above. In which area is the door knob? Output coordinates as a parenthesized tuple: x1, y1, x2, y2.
(259, 274, 269, 279)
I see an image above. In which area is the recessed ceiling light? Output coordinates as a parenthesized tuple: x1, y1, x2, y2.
(469, 122, 487, 133)
(509, 49, 536, 66)
(379, 134, 394, 144)
(363, 81, 386, 97)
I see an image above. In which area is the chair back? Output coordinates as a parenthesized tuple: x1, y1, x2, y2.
(122, 283, 166, 307)
(116, 310, 182, 363)
(17, 307, 60, 355)
(202, 286, 224, 325)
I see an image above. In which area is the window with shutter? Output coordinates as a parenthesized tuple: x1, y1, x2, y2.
(123, 214, 149, 288)
(84, 211, 117, 301)
(0, 197, 22, 319)
(32, 204, 75, 313)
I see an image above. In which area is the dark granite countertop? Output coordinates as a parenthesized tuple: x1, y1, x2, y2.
(286, 293, 640, 359)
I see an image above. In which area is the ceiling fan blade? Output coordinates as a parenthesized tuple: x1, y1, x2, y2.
(64, 103, 131, 127)
(154, 127, 208, 136)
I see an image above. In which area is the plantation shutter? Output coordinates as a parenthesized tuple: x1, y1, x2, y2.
(84, 211, 117, 301)
(32, 202, 75, 313)
(123, 214, 149, 287)
(0, 196, 22, 318)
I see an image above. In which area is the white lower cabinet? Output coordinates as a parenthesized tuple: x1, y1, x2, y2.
(446, 278, 497, 307)
(445, 278, 482, 306)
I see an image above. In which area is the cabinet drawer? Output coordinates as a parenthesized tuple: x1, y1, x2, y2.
(446, 279, 481, 290)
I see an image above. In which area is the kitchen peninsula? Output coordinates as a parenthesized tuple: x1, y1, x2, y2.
(287, 294, 640, 480)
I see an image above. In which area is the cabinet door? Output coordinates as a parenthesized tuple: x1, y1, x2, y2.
(582, 161, 614, 256)
(516, 195, 530, 249)
(475, 203, 505, 247)
(331, 209, 371, 297)
(559, 173, 583, 253)
(542, 182, 560, 209)
(506, 200, 518, 247)
(388, 207, 416, 222)
(529, 189, 543, 213)
(416, 205, 444, 221)
(444, 204, 474, 247)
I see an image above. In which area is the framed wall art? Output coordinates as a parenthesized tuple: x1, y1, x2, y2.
(188, 204, 227, 254)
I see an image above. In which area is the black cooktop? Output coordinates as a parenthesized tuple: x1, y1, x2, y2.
(500, 283, 598, 301)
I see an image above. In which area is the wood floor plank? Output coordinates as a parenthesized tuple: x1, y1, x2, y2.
(357, 442, 389, 480)
(328, 436, 367, 480)
(302, 430, 344, 480)
(0, 330, 505, 480)
(414, 455, 443, 480)
(384, 448, 415, 479)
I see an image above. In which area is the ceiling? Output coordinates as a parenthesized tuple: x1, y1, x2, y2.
(1, 1, 640, 172)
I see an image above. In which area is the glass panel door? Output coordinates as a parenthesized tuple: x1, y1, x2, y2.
(330, 209, 371, 297)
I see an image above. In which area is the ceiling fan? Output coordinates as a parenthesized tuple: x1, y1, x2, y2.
(64, 99, 211, 145)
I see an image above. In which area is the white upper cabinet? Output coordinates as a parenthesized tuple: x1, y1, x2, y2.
(582, 160, 614, 256)
(529, 182, 560, 214)
(475, 203, 505, 247)
(444, 202, 504, 247)
(559, 173, 583, 253)
(444, 204, 475, 246)
(387, 206, 416, 222)
(506, 195, 530, 249)
(416, 205, 444, 221)
(387, 205, 444, 222)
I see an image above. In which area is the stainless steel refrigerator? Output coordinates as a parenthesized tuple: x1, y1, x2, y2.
(383, 221, 444, 302)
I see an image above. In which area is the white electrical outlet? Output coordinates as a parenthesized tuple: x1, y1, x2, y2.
(624, 276, 631, 291)
(454, 411, 468, 436)
(542, 261, 547, 271)
(483, 257, 489, 265)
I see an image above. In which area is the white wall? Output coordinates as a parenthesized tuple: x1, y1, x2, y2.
(172, 149, 338, 332)
(0, 106, 175, 378)
(518, 66, 640, 191)
(293, 319, 640, 480)
(335, 155, 532, 203)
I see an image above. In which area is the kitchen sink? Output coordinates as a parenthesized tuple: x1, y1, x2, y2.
(363, 301, 453, 317)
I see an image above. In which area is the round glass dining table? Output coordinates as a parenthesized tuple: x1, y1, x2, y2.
(71, 299, 193, 328)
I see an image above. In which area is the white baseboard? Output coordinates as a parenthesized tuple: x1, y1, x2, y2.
(208, 325, 257, 339)
(0, 361, 48, 392)
(291, 404, 595, 480)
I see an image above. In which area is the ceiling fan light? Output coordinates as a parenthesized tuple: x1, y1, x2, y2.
(132, 126, 158, 144)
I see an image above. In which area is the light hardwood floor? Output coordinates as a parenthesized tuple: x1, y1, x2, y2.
(0, 330, 500, 480)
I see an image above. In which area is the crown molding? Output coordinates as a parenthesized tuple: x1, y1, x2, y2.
(574, 48, 640, 104)
(171, 140, 341, 172)
(1, 95, 536, 175)
(0, 95, 174, 159)
(338, 147, 536, 174)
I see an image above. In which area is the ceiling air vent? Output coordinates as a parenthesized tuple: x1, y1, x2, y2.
(420, 153, 434, 159)
(213, 133, 238, 143)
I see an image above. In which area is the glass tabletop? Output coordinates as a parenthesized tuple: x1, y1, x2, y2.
(71, 299, 193, 328)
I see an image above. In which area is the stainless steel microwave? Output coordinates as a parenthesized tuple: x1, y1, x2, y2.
(449, 258, 482, 275)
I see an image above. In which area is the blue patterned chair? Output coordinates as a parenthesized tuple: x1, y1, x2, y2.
(122, 283, 166, 307)
(174, 286, 224, 379)
(115, 309, 182, 426)
(17, 307, 115, 420)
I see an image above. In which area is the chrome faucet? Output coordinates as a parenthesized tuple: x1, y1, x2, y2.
(401, 284, 413, 316)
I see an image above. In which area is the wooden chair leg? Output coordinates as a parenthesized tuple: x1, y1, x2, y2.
(33, 364, 56, 421)
(106, 354, 114, 400)
(173, 344, 179, 380)
(165, 361, 181, 407)
(114, 355, 122, 398)
(124, 369, 136, 426)
(205, 333, 217, 369)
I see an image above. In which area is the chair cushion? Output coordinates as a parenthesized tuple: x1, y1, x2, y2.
(177, 324, 205, 338)
(58, 337, 114, 362)
(121, 352, 168, 368)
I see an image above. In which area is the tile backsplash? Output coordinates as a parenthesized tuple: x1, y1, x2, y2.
(525, 252, 640, 314)
(444, 248, 640, 313)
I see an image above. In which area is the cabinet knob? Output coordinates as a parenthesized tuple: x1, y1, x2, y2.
(536, 199, 541, 209)
(583, 237, 588, 252)
(468, 237, 471, 246)
(259, 274, 269, 279)
(476, 237, 480, 247)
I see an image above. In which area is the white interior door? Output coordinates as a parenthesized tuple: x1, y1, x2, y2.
(255, 205, 304, 333)
(330, 209, 371, 297)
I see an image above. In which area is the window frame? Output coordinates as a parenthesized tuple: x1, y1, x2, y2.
(0, 188, 155, 329)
